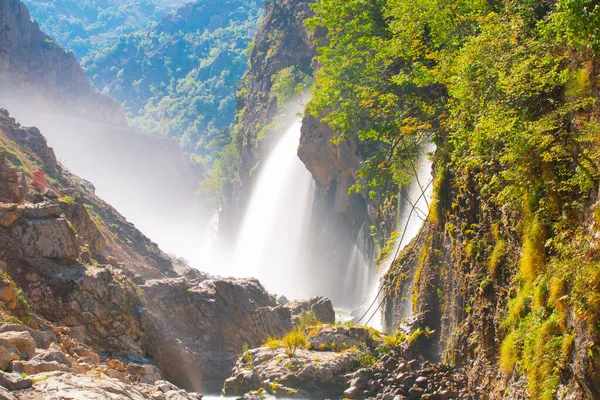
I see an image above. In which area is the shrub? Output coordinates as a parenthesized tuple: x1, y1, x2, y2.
(264, 336, 280, 350)
(282, 329, 306, 358)
(297, 310, 320, 330)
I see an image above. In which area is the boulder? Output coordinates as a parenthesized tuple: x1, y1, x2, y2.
(0, 370, 32, 390)
(308, 325, 376, 352)
(11, 359, 72, 375)
(0, 347, 18, 371)
(0, 331, 35, 358)
(140, 277, 293, 391)
(286, 296, 335, 325)
(223, 346, 360, 398)
(11, 218, 79, 259)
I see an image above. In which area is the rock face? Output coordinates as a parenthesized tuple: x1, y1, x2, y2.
(141, 277, 293, 391)
(0, 150, 26, 204)
(221, 0, 315, 235)
(11, 217, 79, 260)
(0, 0, 127, 126)
(223, 325, 379, 398)
(285, 296, 336, 325)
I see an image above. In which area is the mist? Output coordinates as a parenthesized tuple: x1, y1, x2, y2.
(0, 97, 213, 271)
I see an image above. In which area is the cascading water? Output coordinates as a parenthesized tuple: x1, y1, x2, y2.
(364, 142, 436, 331)
(230, 119, 317, 300)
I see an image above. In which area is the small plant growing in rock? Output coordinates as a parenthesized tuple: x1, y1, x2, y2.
(297, 310, 320, 330)
(242, 343, 253, 366)
(264, 336, 281, 350)
(353, 344, 377, 368)
(282, 328, 306, 357)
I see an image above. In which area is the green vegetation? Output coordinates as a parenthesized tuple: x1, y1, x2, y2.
(282, 329, 306, 358)
(83, 1, 263, 158)
(23, 0, 189, 59)
(25, 0, 263, 159)
(307, 1, 600, 398)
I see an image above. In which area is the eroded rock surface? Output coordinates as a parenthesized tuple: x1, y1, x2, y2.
(141, 277, 293, 391)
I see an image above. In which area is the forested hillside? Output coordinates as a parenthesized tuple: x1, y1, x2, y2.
(23, 0, 264, 159)
(22, 0, 188, 59)
(84, 0, 263, 157)
(306, 0, 600, 398)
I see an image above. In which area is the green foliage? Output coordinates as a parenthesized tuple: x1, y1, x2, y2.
(26, 0, 264, 158)
(270, 66, 312, 110)
(282, 329, 306, 358)
(24, 0, 188, 58)
(83, 1, 263, 157)
(309, 1, 600, 397)
(296, 310, 320, 331)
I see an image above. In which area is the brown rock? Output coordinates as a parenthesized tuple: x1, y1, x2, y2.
(0, 371, 32, 390)
(0, 347, 19, 371)
(107, 359, 126, 371)
(0, 285, 13, 303)
(0, 331, 35, 358)
(11, 217, 79, 260)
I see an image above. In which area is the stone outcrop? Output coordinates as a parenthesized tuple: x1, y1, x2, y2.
(11, 217, 79, 260)
(285, 296, 336, 325)
(221, 0, 315, 235)
(223, 325, 380, 398)
(141, 277, 293, 391)
(0, 0, 127, 126)
(0, 151, 26, 204)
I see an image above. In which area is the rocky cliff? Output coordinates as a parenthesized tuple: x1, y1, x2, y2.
(221, 0, 379, 305)
(0, 110, 301, 396)
(0, 0, 127, 126)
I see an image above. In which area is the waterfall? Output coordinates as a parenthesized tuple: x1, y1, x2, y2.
(365, 142, 435, 331)
(230, 119, 317, 300)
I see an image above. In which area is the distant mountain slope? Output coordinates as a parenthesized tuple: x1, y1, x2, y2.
(21, 0, 189, 59)
(83, 0, 263, 158)
(0, 0, 127, 126)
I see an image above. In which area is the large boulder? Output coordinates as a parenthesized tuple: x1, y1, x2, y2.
(11, 217, 79, 260)
(140, 277, 293, 391)
(223, 346, 360, 398)
(285, 296, 336, 325)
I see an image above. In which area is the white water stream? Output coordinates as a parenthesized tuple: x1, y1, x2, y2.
(229, 119, 317, 300)
(366, 142, 435, 331)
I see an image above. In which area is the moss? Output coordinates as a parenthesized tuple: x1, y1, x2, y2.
(500, 331, 519, 374)
(519, 217, 546, 282)
(488, 239, 506, 278)
(429, 166, 448, 225)
(59, 195, 76, 204)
